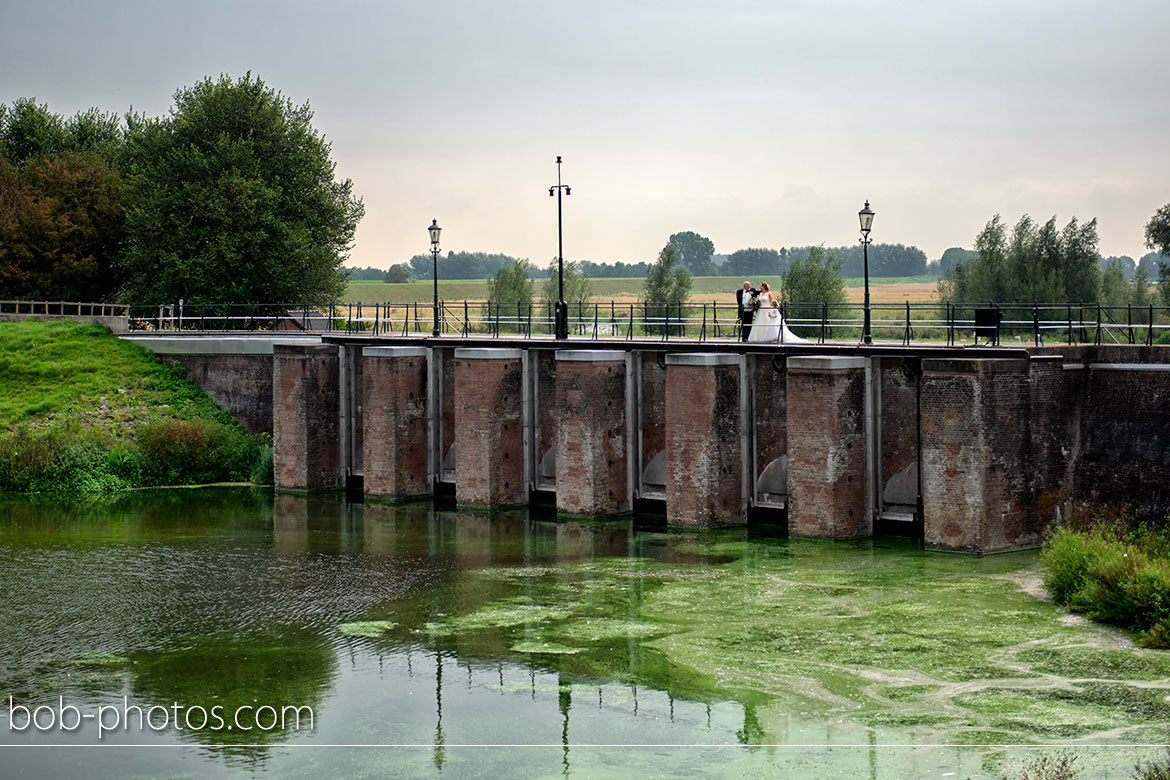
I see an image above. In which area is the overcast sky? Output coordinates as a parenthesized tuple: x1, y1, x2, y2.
(3, 0, 1168, 269)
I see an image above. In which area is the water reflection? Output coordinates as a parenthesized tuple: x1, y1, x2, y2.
(0, 489, 1163, 779)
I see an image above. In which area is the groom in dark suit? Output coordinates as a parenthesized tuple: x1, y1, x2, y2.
(736, 280, 757, 341)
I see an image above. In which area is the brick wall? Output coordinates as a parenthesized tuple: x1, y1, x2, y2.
(164, 354, 274, 434)
(921, 357, 1074, 553)
(786, 356, 868, 539)
(453, 349, 525, 507)
(362, 347, 430, 501)
(664, 354, 743, 527)
(1074, 348, 1170, 518)
(272, 343, 341, 491)
(555, 351, 628, 517)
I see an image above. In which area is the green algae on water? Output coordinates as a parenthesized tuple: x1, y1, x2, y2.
(337, 621, 399, 638)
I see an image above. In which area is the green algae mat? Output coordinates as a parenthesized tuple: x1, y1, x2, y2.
(4, 493, 1168, 778)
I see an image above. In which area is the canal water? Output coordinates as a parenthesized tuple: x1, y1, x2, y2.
(0, 487, 1166, 778)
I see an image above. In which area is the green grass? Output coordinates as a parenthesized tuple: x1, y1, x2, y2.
(0, 320, 233, 429)
(0, 320, 271, 494)
(344, 275, 940, 304)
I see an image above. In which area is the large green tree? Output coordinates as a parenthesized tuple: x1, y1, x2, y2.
(0, 99, 129, 301)
(121, 73, 363, 304)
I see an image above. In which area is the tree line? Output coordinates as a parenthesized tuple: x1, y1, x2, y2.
(0, 75, 363, 305)
(941, 212, 1170, 310)
(390, 235, 935, 283)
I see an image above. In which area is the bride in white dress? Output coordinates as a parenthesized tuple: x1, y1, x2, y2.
(748, 283, 809, 344)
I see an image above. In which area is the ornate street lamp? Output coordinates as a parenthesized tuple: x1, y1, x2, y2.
(549, 156, 571, 340)
(429, 219, 442, 337)
(858, 200, 875, 345)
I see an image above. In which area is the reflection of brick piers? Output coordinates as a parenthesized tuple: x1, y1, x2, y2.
(127, 334, 1170, 554)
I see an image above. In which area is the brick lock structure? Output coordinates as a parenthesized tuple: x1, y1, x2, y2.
(361, 346, 430, 501)
(664, 353, 744, 527)
(272, 343, 342, 492)
(1073, 347, 1170, 518)
(453, 348, 525, 508)
(786, 356, 869, 539)
(920, 356, 1073, 553)
(555, 350, 629, 517)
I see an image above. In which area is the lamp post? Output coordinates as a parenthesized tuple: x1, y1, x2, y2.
(549, 156, 571, 340)
(858, 200, 875, 345)
(429, 219, 441, 337)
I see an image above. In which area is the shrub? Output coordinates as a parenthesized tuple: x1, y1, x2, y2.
(1019, 751, 1079, 780)
(1134, 749, 1170, 780)
(137, 419, 259, 486)
(1042, 513, 1170, 648)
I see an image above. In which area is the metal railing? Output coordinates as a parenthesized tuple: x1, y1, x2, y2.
(120, 300, 1170, 347)
(1, 300, 130, 317)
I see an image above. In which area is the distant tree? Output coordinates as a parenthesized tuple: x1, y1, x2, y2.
(407, 252, 436, 280)
(935, 247, 975, 275)
(643, 244, 692, 303)
(1138, 252, 1163, 278)
(578, 260, 648, 278)
(1144, 204, 1170, 306)
(384, 264, 411, 283)
(486, 259, 534, 306)
(943, 213, 1102, 305)
(1131, 263, 1156, 308)
(343, 265, 388, 281)
(790, 242, 927, 278)
(121, 73, 364, 304)
(1146, 204, 1170, 257)
(540, 258, 592, 310)
(667, 231, 715, 276)
(642, 244, 692, 334)
(1100, 255, 1136, 279)
(779, 246, 847, 337)
(1100, 259, 1129, 307)
(1061, 217, 1101, 303)
(724, 247, 787, 278)
(779, 246, 847, 305)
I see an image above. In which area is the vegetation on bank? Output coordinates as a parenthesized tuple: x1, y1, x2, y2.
(0, 320, 272, 494)
(1042, 509, 1170, 648)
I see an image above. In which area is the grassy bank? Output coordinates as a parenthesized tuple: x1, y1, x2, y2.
(0, 320, 271, 494)
(1042, 510, 1170, 648)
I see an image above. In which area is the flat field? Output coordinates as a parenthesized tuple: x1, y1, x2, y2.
(346, 276, 940, 305)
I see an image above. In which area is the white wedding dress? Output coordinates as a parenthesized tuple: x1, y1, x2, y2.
(748, 293, 809, 344)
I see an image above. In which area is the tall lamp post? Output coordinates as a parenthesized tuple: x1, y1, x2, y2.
(429, 219, 442, 337)
(549, 156, 571, 340)
(858, 200, 875, 345)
